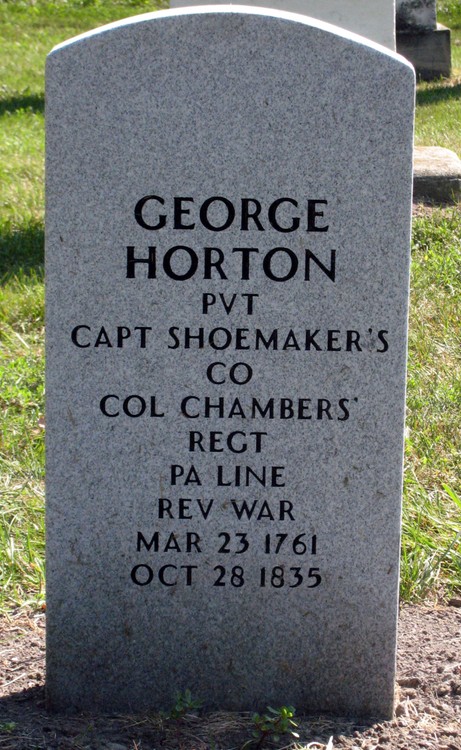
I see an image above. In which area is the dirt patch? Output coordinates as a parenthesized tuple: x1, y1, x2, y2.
(0, 605, 460, 749)
(412, 199, 460, 218)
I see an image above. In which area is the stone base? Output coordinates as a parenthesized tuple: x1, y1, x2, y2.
(397, 24, 451, 80)
(413, 147, 461, 203)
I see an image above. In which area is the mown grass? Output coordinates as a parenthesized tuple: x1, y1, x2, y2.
(0, 273, 45, 608)
(0, 0, 460, 611)
(438, 0, 461, 29)
(402, 210, 461, 600)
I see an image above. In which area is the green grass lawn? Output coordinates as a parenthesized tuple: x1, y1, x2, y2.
(438, 0, 461, 29)
(0, 0, 460, 611)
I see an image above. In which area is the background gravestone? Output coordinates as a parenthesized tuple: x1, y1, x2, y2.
(46, 7, 415, 718)
(170, 0, 397, 49)
(396, 0, 451, 78)
(396, 0, 436, 30)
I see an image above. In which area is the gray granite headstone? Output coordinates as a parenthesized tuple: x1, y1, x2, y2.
(46, 7, 414, 718)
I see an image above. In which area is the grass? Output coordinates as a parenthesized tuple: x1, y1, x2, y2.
(402, 209, 461, 600)
(0, 0, 460, 611)
(0, 272, 45, 608)
(438, 0, 461, 29)
(415, 57, 461, 153)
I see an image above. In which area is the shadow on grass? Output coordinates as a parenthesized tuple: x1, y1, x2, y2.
(0, 221, 44, 281)
(0, 93, 44, 118)
(416, 82, 461, 107)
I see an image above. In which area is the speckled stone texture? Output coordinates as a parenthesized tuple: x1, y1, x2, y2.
(46, 7, 415, 718)
(169, 0, 397, 50)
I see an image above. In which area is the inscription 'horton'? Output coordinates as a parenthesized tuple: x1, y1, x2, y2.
(46, 7, 414, 720)
(126, 194, 335, 282)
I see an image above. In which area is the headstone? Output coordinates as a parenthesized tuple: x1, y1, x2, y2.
(396, 0, 451, 79)
(396, 0, 436, 31)
(46, 6, 415, 719)
(413, 147, 461, 203)
(170, 0, 396, 49)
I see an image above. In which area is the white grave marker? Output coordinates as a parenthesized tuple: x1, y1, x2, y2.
(170, 0, 396, 49)
(46, 7, 414, 718)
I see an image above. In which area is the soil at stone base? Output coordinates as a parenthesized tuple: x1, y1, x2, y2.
(0, 605, 460, 750)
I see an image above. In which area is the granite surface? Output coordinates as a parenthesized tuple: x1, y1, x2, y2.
(169, 0, 397, 49)
(46, 6, 415, 718)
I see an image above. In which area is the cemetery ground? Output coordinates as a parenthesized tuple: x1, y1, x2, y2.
(0, 0, 460, 748)
(0, 603, 460, 749)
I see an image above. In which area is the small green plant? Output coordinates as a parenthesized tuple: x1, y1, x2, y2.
(0, 723, 17, 733)
(243, 706, 299, 749)
(164, 689, 203, 720)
